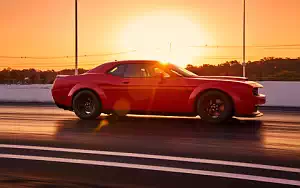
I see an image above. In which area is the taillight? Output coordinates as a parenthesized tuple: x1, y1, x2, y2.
(51, 78, 58, 89)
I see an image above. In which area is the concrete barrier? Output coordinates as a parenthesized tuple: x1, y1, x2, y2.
(0, 82, 299, 107)
(259, 81, 300, 107)
(0, 84, 53, 103)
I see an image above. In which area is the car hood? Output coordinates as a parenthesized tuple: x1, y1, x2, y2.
(187, 76, 263, 88)
(196, 76, 248, 82)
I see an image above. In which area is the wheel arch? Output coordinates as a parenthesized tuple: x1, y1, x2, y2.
(67, 83, 107, 109)
(72, 88, 102, 108)
(192, 88, 235, 114)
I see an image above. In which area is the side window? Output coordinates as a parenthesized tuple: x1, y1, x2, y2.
(124, 64, 150, 78)
(147, 66, 170, 78)
(108, 64, 126, 77)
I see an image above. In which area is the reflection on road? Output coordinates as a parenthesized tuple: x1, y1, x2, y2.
(262, 125, 300, 151)
(56, 115, 263, 141)
(0, 105, 300, 155)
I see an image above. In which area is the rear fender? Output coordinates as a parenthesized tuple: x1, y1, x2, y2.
(66, 83, 107, 107)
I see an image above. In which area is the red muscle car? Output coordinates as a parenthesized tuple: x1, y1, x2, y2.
(52, 60, 266, 123)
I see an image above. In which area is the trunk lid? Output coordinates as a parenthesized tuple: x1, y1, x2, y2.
(52, 75, 75, 90)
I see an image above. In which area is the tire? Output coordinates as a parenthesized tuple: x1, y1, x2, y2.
(72, 90, 101, 120)
(197, 90, 233, 124)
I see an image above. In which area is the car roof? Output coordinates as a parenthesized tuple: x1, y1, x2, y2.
(109, 60, 161, 65)
(87, 60, 163, 73)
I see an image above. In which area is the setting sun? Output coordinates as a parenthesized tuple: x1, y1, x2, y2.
(1, 0, 300, 70)
(120, 11, 207, 67)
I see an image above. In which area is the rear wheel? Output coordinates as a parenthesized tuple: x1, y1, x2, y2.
(72, 90, 101, 120)
(197, 90, 233, 124)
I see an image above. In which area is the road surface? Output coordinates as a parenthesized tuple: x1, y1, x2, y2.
(0, 105, 299, 187)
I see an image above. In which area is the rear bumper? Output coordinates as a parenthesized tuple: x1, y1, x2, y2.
(55, 102, 72, 111)
(52, 88, 73, 109)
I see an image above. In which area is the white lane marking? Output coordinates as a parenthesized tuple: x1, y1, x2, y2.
(0, 144, 299, 173)
(0, 154, 299, 186)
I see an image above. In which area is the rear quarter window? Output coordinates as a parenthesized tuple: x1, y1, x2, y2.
(107, 64, 126, 77)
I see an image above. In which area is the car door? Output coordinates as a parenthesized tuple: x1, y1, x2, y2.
(121, 63, 158, 112)
(101, 64, 129, 113)
(102, 63, 158, 114)
(145, 64, 193, 113)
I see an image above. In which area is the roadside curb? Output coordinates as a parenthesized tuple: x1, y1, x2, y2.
(0, 102, 55, 106)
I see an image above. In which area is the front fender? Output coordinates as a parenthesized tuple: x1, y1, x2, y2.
(65, 83, 107, 107)
(188, 83, 245, 112)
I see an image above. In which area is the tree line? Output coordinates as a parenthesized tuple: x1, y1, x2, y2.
(0, 57, 300, 84)
(0, 68, 87, 84)
(186, 57, 300, 81)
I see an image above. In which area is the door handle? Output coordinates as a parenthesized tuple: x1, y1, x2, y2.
(122, 81, 129, 84)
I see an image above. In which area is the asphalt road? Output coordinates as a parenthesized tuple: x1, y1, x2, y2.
(0, 105, 299, 187)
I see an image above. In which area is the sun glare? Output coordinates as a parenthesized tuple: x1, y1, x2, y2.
(120, 11, 207, 67)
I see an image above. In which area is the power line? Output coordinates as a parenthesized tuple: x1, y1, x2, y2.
(263, 47, 300, 50)
(2, 54, 300, 67)
(2, 44, 300, 60)
(0, 62, 107, 68)
(0, 50, 136, 60)
(0, 56, 259, 66)
(189, 44, 300, 48)
(0, 58, 116, 68)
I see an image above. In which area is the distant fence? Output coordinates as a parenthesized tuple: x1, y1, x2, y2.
(0, 82, 300, 107)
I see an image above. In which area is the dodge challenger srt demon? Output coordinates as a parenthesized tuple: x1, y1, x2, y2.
(52, 60, 266, 123)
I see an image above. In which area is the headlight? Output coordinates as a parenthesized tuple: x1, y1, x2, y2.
(253, 88, 259, 96)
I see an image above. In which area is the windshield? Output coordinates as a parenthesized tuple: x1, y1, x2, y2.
(167, 64, 198, 77)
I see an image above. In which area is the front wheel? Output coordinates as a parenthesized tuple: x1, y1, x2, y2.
(197, 90, 233, 124)
(72, 90, 101, 120)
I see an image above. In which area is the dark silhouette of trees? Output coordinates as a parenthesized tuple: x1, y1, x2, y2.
(0, 68, 88, 84)
(1, 57, 300, 84)
(186, 57, 300, 81)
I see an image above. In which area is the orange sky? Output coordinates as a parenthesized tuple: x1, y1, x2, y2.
(1, 0, 300, 70)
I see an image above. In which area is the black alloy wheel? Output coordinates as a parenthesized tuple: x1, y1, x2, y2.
(73, 90, 101, 120)
(198, 90, 233, 123)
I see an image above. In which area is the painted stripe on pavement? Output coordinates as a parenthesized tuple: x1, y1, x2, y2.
(0, 144, 299, 173)
(0, 154, 299, 186)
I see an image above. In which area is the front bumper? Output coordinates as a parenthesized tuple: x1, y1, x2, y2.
(234, 94, 266, 118)
(235, 110, 263, 118)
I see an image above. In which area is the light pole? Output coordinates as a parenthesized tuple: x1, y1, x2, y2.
(242, 0, 246, 77)
(169, 42, 172, 61)
(75, 0, 78, 75)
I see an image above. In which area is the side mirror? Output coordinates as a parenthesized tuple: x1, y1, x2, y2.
(160, 72, 164, 80)
(155, 72, 164, 80)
